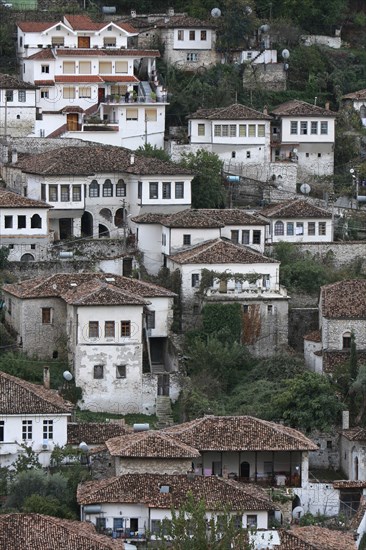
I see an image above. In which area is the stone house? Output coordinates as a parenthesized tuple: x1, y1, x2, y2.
(2, 144, 193, 241)
(259, 198, 333, 244)
(270, 100, 337, 180)
(0, 370, 73, 468)
(304, 279, 366, 374)
(132, 208, 268, 275)
(0, 187, 52, 262)
(342, 88, 366, 127)
(0, 73, 37, 138)
(2, 273, 178, 415)
(77, 472, 276, 540)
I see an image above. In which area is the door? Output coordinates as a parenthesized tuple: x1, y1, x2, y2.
(98, 88, 105, 103)
(240, 461, 250, 480)
(158, 373, 169, 396)
(67, 113, 78, 131)
(78, 36, 90, 48)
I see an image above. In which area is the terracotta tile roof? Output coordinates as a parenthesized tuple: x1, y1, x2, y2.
(132, 209, 267, 227)
(0, 513, 125, 549)
(27, 49, 55, 60)
(289, 526, 356, 550)
(0, 371, 73, 415)
(0, 74, 36, 90)
(34, 79, 55, 86)
(271, 99, 337, 117)
(342, 89, 366, 101)
(341, 427, 366, 441)
(131, 213, 167, 224)
(11, 145, 192, 176)
(163, 209, 224, 228)
(67, 422, 130, 445)
(55, 48, 160, 58)
(163, 415, 317, 451)
(155, 15, 215, 29)
(3, 273, 175, 302)
(333, 480, 366, 489)
(17, 21, 56, 32)
(322, 350, 366, 374)
(106, 431, 201, 458)
(0, 188, 50, 208)
(202, 208, 268, 226)
(101, 75, 140, 83)
(64, 14, 102, 31)
(260, 199, 332, 219)
(321, 279, 366, 318)
(303, 330, 321, 342)
(350, 495, 366, 529)
(113, 21, 138, 34)
(190, 103, 271, 120)
(77, 473, 275, 511)
(54, 75, 103, 83)
(168, 238, 278, 265)
(61, 106, 85, 113)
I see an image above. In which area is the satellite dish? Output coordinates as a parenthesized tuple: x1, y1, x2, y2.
(292, 506, 305, 519)
(282, 49, 290, 59)
(300, 183, 311, 195)
(79, 441, 89, 453)
(211, 7, 221, 17)
(63, 370, 73, 382)
(293, 148, 298, 154)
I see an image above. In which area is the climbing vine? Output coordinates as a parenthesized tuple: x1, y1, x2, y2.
(198, 268, 260, 296)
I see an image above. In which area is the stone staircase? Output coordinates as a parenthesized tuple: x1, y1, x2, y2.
(156, 395, 174, 428)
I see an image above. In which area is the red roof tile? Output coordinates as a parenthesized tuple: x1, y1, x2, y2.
(67, 422, 130, 445)
(34, 80, 55, 86)
(289, 526, 356, 550)
(64, 14, 101, 31)
(106, 431, 201, 458)
(260, 199, 332, 219)
(155, 15, 215, 29)
(343, 89, 366, 101)
(101, 75, 139, 83)
(55, 48, 160, 58)
(190, 103, 271, 121)
(271, 99, 337, 117)
(27, 49, 55, 60)
(0, 74, 36, 90)
(17, 21, 56, 32)
(303, 330, 321, 342)
(54, 75, 103, 83)
(321, 279, 366, 318)
(0, 188, 50, 208)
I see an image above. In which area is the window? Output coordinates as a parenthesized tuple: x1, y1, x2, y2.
(290, 121, 298, 134)
(343, 332, 351, 349)
(5, 90, 13, 102)
(175, 182, 184, 199)
(246, 151, 251, 159)
(186, 53, 198, 62)
(258, 124, 265, 137)
(79, 61, 91, 74)
(192, 274, 200, 287)
(318, 152, 322, 158)
(126, 108, 138, 120)
(18, 216, 26, 229)
(183, 234, 191, 245)
(43, 420, 53, 440)
(162, 233, 167, 246)
(308, 222, 316, 236)
(121, 320, 131, 337)
(177, 29, 184, 41)
(222, 125, 229, 137)
(319, 221, 326, 235)
(200, 30, 207, 40)
(239, 124, 247, 137)
(93, 365, 104, 379)
(327, 440, 333, 449)
(231, 230, 239, 244)
(189, 30, 196, 40)
(242, 230, 250, 244)
(162, 182, 171, 199)
(96, 518, 106, 532)
(103, 179, 113, 197)
(0, 421, 4, 442)
(253, 230, 261, 244)
(49, 186, 58, 202)
(287, 222, 294, 236)
(105, 321, 115, 338)
(248, 124, 256, 137)
(229, 124, 236, 137)
(63, 61, 75, 74)
(63, 87, 75, 99)
(42, 307, 52, 324)
(72, 186, 81, 201)
(61, 185, 69, 202)
(89, 321, 99, 338)
(103, 36, 116, 47)
(116, 179, 126, 197)
(79, 86, 91, 98)
(52, 36, 64, 46)
(151, 520, 162, 535)
(18, 90, 26, 102)
(145, 108, 157, 121)
(321, 121, 328, 135)
(138, 181, 142, 199)
(114, 365, 126, 381)
(30, 214, 42, 229)
(246, 515, 257, 528)
(114, 61, 128, 74)
(296, 222, 304, 235)
(41, 65, 49, 73)
(146, 310, 155, 329)
(89, 180, 99, 198)
(4, 216, 13, 228)
(31, 244, 36, 250)
(311, 121, 318, 134)
(22, 420, 32, 440)
(214, 125, 221, 137)
(268, 305, 273, 314)
(274, 221, 284, 236)
(99, 61, 112, 74)
(40, 89, 49, 98)
(300, 121, 308, 135)
(232, 151, 236, 158)
(149, 182, 158, 199)
(198, 123, 205, 136)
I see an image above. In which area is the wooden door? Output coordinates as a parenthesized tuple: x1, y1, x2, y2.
(78, 36, 90, 48)
(98, 87, 105, 103)
(67, 113, 78, 131)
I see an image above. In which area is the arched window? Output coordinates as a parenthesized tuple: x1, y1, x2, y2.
(21, 253, 34, 262)
(343, 331, 352, 349)
(274, 221, 284, 236)
(354, 456, 359, 481)
(89, 180, 99, 198)
(360, 105, 366, 119)
(30, 214, 42, 229)
(116, 179, 126, 197)
(99, 208, 112, 222)
(103, 179, 113, 197)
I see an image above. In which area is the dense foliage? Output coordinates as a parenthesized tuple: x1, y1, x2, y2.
(179, 150, 226, 208)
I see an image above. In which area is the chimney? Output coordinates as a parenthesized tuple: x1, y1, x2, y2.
(342, 410, 349, 431)
(263, 105, 268, 116)
(130, 153, 135, 165)
(43, 366, 50, 389)
(325, 101, 330, 111)
(11, 148, 18, 164)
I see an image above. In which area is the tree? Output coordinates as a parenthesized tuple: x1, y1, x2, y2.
(180, 150, 226, 208)
(350, 364, 366, 425)
(137, 143, 171, 162)
(12, 443, 41, 473)
(0, 246, 9, 270)
(216, 0, 257, 61)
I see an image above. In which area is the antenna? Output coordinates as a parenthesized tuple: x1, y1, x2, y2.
(211, 7, 221, 17)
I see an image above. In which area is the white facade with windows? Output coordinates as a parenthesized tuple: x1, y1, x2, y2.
(0, 75, 37, 137)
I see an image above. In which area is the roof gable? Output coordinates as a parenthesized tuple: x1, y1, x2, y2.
(190, 103, 271, 121)
(106, 431, 200, 458)
(271, 99, 336, 117)
(321, 279, 366, 318)
(260, 199, 332, 219)
(0, 188, 50, 208)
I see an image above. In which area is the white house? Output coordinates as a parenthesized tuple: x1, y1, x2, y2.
(77, 472, 276, 541)
(0, 73, 37, 137)
(132, 208, 268, 275)
(2, 273, 177, 415)
(342, 88, 366, 127)
(0, 187, 52, 262)
(3, 144, 193, 241)
(17, 14, 166, 148)
(270, 100, 337, 179)
(259, 198, 333, 244)
(0, 370, 73, 468)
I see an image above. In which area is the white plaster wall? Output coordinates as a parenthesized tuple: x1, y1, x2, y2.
(294, 483, 340, 517)
(267, 218, 333, 244)
(302, 35, 341, 49)
(135, 223, 163, 275)
(220, 224, 266, 253)
(241, 50, 277, 63)
(115, 457, 192, 475)
(0, 207, 49, 237)
(304, 339, 323, 372)
(146, 297, 173, 337)
(160, 28, 218, 68)
(76, 304, 142, 345)
(137, 177, 192, 209)
(172, 28, 213, 50)
(168, 227, 220, 254)
(281, 117, 335, 144)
